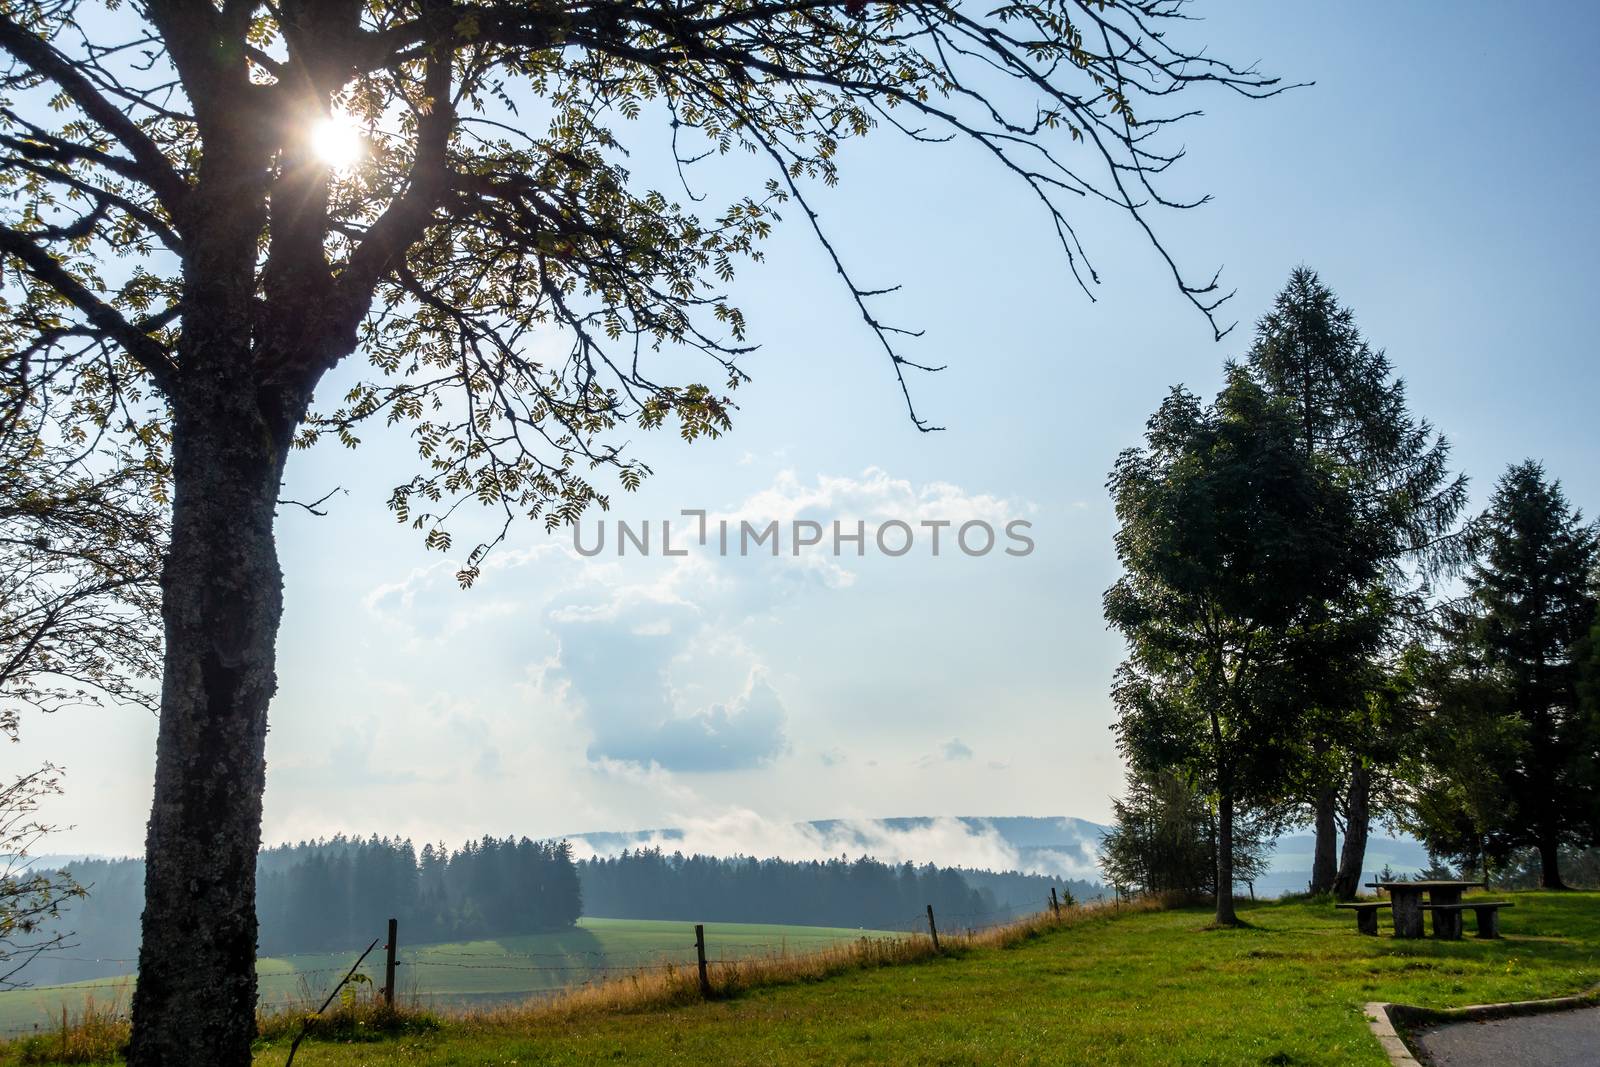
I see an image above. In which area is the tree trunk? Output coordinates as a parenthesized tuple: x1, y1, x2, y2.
(1309, 783, 1338, 896)
(1333, 763, 1370, 901)
(1215, 772, 1238, 926)
(1538, 837, 1567, 890)
(128, 387, 299, 1065)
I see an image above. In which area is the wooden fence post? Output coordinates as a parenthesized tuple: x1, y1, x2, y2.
(1050, 887, 1060, 917)
(694, 923, 711, 997)
(925, 904, 941, 953)
(383, 917, 398, 1008)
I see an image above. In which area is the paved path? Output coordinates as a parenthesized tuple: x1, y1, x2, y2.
(1412, 1005, 1600, 1066)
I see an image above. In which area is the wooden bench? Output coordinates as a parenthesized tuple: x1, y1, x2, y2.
(1421, 900, 1514, 940)
(1336, 900, 1392, 936)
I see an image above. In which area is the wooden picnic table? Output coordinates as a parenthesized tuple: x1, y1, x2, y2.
(1366, 880, 1486, 938)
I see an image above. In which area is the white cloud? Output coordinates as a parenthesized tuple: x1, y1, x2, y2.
(568, 810, 1029, 872)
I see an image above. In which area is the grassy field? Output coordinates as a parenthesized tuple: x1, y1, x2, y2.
(4, 893, 1596, 1065)
(255, 891, 1597, 1067)
(0, 918, 892, 1036)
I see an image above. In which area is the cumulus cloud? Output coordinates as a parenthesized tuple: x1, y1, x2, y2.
(725, 467, 1020, 529)
(360, 466, 1030, 777)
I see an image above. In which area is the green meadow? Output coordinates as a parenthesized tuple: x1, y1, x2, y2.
(0, 918, 892, 1036)
(255, 892, 1599, 1067)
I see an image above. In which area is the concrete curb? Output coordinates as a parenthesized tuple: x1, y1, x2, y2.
(1365, 986, 1600, 1066)
(1364, 1003, 1423, 1067)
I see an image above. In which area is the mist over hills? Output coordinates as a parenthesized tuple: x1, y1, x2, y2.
(564, 815, 1108, 883)
(563, 813, 1435, 898)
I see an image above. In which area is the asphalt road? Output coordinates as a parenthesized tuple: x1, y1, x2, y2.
(1412, 1006, 1600, 1067)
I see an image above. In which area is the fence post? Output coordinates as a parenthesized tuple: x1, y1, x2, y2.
(694, 923, 711, 997)
(383, 917, 398, 1008)
(1050, 887, 1060, 917)
(925, 904, 941, 953)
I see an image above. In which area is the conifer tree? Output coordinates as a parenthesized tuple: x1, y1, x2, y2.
(1422, 463, 1600, 887)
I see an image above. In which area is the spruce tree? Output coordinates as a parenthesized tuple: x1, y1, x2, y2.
(1440, 462, 1599, 887)
(1245, 267, 1467, 898)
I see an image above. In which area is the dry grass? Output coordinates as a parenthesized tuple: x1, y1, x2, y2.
(0, 981, 438, 1065)
(6, 991, 130, 1065)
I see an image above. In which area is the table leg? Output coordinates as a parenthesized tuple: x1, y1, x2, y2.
(1391, 891, 1424, 938)
(1428, 888, 1463, 940)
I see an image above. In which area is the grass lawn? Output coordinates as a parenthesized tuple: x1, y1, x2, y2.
(249, 892, 1600, 1067)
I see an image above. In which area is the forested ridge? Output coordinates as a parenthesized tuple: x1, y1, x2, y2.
(575, 849, 1097, 930)
(17, 838, 1094, 988)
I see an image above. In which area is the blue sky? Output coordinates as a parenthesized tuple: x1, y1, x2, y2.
(16, 2, 1600, 862)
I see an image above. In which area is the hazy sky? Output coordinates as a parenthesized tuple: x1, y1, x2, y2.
(13, 2, 1599, 859)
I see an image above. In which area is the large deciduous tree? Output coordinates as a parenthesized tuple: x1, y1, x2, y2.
(1243, 267, 1466, 899)
(0, 1, 1285, 1059)
(1105, 369, 1377, 925)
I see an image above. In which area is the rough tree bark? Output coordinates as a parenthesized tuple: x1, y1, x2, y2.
(126, 184, 314, 1058)
(1538, 837, 1567, 890)
(1333, 763, 1370, 901)
(127, 395, 299, 1064)
(1310, 785, 1339, 895)
(1215, 763, 1238, 926)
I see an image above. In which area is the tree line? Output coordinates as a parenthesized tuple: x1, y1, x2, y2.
(256, 835, 582, 955)
(22, 835, 581, 987)
(575, 848, 1095, 931)
(1103, 267, 1600, 921)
